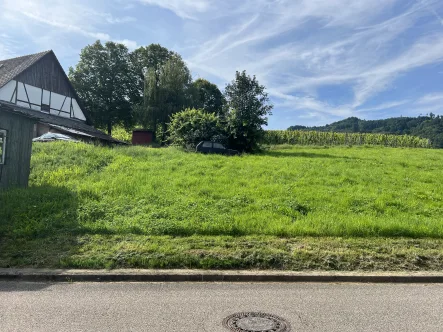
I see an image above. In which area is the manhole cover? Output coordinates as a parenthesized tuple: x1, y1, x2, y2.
(222, 312, 291, 332)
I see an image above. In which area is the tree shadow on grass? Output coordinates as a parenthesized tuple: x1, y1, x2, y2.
(0, 185, 82, 288)
(262, 150, 358, 160)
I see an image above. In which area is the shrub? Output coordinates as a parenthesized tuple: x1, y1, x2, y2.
(168, 108, 226, 148)
(111, 126, 132, 143)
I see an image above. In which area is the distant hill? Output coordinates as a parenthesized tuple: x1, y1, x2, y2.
(288, 115, 443, 148)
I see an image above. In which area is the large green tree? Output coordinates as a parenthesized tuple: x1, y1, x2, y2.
(69, 41, 136, 135)
(129, 44, 176, 105)
(142, 55, 193, 139)
(225, 71, 273, 152)
(192, 78, 225, 116)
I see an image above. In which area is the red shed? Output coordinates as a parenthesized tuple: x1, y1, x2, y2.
(132, 130, 154, 145)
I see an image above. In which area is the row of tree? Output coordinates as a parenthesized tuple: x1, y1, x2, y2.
(69, 41, 272, 151)
(169, 71, 273, 152)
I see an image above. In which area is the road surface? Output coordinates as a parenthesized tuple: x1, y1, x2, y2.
(1, 282, 442, 331)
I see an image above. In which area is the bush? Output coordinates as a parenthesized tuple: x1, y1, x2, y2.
(168, 108, 226, 149)
(111, 126, 132, 143)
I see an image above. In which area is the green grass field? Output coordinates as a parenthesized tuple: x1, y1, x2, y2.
(1, 142, 442, 270)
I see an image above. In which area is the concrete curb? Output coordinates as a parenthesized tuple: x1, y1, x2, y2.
(1, 269, 443, 283)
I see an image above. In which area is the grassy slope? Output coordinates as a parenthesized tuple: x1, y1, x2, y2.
(1, 142, 442, 270)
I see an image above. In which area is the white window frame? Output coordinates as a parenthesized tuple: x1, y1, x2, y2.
(0, 129, 6, 165)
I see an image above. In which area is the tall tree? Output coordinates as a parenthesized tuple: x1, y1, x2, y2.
(69, 41, 136, 135)
(192, 78, 225, 116)
(143, 55, 193, 139)
(129, 44, 176, 105)
(225, 71, 273, 152)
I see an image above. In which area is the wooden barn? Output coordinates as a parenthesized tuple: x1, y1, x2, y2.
(0, 105, 36, 189)
(0, 50, 121, 144)
(0, 50, 122, 189)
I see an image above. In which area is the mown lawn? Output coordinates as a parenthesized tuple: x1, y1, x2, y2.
(1, 142, 442, 270)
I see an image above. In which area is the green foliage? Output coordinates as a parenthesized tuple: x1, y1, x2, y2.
(192, 78, 225, 116)
(263, 130, 431, 148)
(225, 71, 273, 152)
(168, 108, 226, 148)
(111, 126, 133, 143)
(288, 115, 443, 148)
(68, 41, 136, 135)
(142, 55, 193, 138)
(129, 44, 177, 105)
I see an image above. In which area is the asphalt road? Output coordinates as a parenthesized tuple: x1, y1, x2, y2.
(1, 282, 442, 331)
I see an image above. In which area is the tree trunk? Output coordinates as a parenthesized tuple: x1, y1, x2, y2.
(153, 118, 157, 142)
(107, 122, 112, 136)
(161, 122, 167, 145)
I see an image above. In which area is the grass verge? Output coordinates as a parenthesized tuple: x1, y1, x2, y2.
(1, 235, 442, 271)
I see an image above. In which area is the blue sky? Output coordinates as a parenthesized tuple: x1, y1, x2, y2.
(1, 0, 443, 129)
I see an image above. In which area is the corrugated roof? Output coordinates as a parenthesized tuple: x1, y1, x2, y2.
(48, 124, 94, 138)
(0, 51, 51, 88)
(0, 101, 126, 144)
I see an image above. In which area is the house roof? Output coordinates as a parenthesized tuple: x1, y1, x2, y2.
(0, 50, 93, 124)
(0, 104, 39, 122)
(0, 51, 51, 89)
(0, 101, 126, 144)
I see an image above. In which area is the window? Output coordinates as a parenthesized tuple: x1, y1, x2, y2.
(213, 143, 225, 149)
(202, 142, 212, 148)
(0, 81, 87, 121)
(25, 84, 42, 105)
(0, 129, 6, 165)
(50, 92, 65, 110)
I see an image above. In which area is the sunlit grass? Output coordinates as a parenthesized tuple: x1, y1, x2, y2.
(1, 142, 442, 269)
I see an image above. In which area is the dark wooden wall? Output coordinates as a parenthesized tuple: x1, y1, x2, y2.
(0, 109, 35, 189)
(15, 53, 76, 98)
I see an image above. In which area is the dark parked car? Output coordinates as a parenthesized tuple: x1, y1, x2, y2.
(196, 141, 239, 155)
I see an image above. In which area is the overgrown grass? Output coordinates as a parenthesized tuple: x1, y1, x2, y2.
(1, 142, 442, 269)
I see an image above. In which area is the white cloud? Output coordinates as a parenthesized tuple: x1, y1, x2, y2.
(180, 0, 443, 124)
(269, 89, 354, 118)
(138, 0, 211, 19)
(352, 34, 443, 107)
(17, 10, 111, 40)
(115, 39, 139, 50)
(416, 92, 443, 105)
(355, 100, 411, 113)
(0, 33, 20, 59)
(0, 0, 137, 50)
